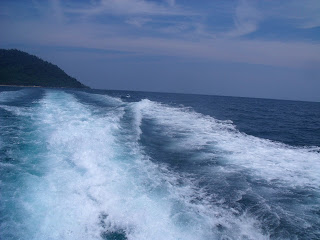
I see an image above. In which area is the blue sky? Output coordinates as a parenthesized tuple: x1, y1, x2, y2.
(1, 0, 320, 101)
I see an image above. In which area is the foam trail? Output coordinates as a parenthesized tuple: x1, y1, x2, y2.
(75, 91, 123, 106)
(1, 90, 269, 240)
(0, 89, 31, 103)
(134, 99, 320, 188)
(131, 98, 320, 239)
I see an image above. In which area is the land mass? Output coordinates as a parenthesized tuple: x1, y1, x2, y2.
(0, 49, 88, 88)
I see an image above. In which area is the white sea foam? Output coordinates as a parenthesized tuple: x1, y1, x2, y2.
(0, 89, 31, 103)
(10, 91, 268, 240)
(0, 105, 34, 116)
(134, 99, 320, 189)
(76, 91, 123, 106)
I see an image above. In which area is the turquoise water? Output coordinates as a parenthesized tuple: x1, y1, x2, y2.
(0, 87, 319, 240)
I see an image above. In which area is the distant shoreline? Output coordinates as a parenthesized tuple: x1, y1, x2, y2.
(0, 85, 41, 88)
(0, 85, 84, 89)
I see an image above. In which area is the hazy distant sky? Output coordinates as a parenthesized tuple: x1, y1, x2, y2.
(1, 0, 320, 101)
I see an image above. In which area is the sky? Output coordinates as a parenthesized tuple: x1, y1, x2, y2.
(0, 0, 320, 101)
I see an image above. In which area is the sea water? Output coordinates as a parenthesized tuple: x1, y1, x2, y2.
(0, 87, 319, 240)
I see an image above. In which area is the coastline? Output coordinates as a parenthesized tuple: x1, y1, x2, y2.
(0, 85, 41, 88)
(0, 85, 89, 89)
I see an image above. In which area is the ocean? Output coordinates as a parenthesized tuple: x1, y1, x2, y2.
(0, 87, 319, 240)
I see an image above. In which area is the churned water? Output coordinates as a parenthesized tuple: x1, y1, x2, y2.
(0, 87, 319, 240)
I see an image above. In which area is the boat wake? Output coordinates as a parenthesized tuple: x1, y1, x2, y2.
(0, 89, 319, 240)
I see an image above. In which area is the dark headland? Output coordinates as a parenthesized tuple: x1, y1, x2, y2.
(0, 49, 88, 88)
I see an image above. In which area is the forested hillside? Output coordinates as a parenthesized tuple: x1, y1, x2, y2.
(0, 49, 88, 88)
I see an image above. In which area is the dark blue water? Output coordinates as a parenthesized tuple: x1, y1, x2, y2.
(1, 87, 319, 240)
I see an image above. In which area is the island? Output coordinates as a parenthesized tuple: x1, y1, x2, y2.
(0, 49, 88, 88)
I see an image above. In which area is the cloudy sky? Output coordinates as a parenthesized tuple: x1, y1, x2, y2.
(1, 0, 319, 101)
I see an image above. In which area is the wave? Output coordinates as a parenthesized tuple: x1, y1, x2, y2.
(1, 90, 319, 240)
(1, 90, 269, 240)
(0, 89, 32, 103)
(133, 99, 320, 189)
(74, 91, 123, 107)
(130, 98, 320, 239)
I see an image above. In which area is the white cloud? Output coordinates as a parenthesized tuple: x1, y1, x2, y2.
(290, 0, 320, 29)
(2, 0, 320, 70)
(66, 0, 190, 17)
(50, 0, 64, 23)
(223, 0, 262, 38)
(257, 0, 320, 29)
(1, 19, 319, 69)
(166, 0, 176, 7)
(125, 17, 151, 27)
